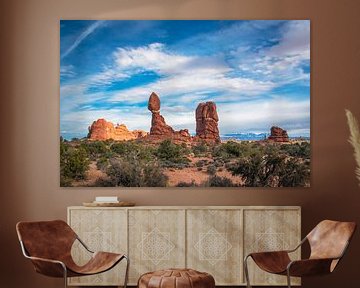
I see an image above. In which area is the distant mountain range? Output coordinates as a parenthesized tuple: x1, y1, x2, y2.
(220, 133, 310, 141)
(61, 132, 310, 141)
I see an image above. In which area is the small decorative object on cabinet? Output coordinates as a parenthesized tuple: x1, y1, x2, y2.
(68, 206, 301, 286)
(244, 220, 356, 288)
(16, 220, 129, 288)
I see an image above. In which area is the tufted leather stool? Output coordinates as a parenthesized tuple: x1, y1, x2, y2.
(138, 268, 215, 288)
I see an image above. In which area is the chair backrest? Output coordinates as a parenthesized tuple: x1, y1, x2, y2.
(16, 220, 77, 261)
(307, 220, 356, 261)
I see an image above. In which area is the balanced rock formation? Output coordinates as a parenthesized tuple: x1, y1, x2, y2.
(268, 126, 289, 142)
(88, 119, 147, 141)
(195, 102, 220, 143)
(147, 92, 191, 143)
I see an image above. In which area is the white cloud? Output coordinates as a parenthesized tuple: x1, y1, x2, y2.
(88, 68, 129, 86)
(235, 20, 310, 84)
(266, 20, 310, 59)
(219, 98, 310, 135)
(114, 43, 193, 75)
(61, 21, 105, 59)
(104, 43, 275, 104)
(60, 65, 76, 78)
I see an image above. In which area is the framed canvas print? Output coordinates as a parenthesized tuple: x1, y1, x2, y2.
(60, 20, 310, 187)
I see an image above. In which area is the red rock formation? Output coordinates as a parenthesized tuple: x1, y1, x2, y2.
(147, 92, 191, 143)
(268, 126, 289, 142)
(195, 102, 220, 143)
(88, 119, 147, 141)
(148, 92, 161, 112)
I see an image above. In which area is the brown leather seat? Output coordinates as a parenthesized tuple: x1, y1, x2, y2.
(16, 220, 129, 288)
(244, 220, 356, 288)
(138, 268, 215, 288)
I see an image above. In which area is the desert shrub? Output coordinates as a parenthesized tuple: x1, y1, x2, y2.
(212, 141, 261, 159)
(213, 159, 224, 167)
(207, 164, 217, 175)
(177, 180, 198, 187)
(106, 155, 167, 187)
(195, 160, 207, 167)
(192, 142, 208, 156)
(280, 142, 310, 159)
(96, 157, 109, 171)
(111, 141, 155, 162)
(156, 140, 190, 167)
(60, 143, 90, 182)
(207, 176, 235, 187)
(81, 141, 108, 160)
(94, 178, 114, 187)
(279, 158, 310, 187)
(111, 141, 134, 155)
(230, 150, 310, 187)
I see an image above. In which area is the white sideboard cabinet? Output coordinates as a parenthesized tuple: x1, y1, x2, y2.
(67, 206, 301, 286)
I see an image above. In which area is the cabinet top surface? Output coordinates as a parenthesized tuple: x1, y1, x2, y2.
(68, 205, 301, 210)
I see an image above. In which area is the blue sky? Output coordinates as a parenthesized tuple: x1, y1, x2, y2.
(60, 20, 310, 139)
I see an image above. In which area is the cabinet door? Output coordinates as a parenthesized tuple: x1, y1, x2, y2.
(187, 209, 243, 285)
(68, 208, 127, 286)
(128, 209, 186, 284)
(243, 209, 301, 286)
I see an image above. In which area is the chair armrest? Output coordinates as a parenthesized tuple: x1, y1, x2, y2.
(19, 240, 67, 277)
(25, 255, 67, 278)
(287, 258, 336, 277)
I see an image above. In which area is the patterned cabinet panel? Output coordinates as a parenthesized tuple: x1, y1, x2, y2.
(68, 208, 127, 286)
(128, 209, 186, 284)
(243, 209, 301, 286)
(187, 209, 243, 285)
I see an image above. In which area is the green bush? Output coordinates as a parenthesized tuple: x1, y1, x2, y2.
(81, 141, 108, 160)
(280, 142, 310, 159)
(207, 164, 217, 175)
(176, 180, 198, 187)
(207, 176, 235, 187)
(230, 150, 310, 187)
(212, 141, 262, 159)
(192, 142, 208, 156)
(106, 155, 168, 187)
(156, 140, 190, 166)
(111, 141, 155, 162)
(60, 142, 90, 184)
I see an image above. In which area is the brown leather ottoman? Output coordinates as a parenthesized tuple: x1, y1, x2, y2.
(138, 268, 215, 288)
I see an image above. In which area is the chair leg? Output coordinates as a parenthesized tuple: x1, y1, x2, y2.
(286, 269, 291, 288)
(244, 255, 252, 288)
(62, 265, 68, 288)
(123, 255, 130, 288)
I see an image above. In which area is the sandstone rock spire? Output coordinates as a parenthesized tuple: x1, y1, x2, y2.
(195, 101, 220, 143)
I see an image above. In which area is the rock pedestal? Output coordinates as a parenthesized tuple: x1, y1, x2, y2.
(147, 92, 191, 143)
(268, 126, 289, 142)
(195, 102, 220, 143)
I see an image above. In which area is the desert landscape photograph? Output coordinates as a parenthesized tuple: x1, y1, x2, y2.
(60, 20, 310, 187)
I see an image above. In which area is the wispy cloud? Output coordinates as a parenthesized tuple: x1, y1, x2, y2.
(61, 21, 105, 59)
(60, 65, 76, 77)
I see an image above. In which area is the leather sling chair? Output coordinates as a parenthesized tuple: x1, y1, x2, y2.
(16, 220, 129, 288)
(244, 220, 356, 288)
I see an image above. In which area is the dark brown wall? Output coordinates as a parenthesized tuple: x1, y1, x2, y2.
(1, 0, 360, 287)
